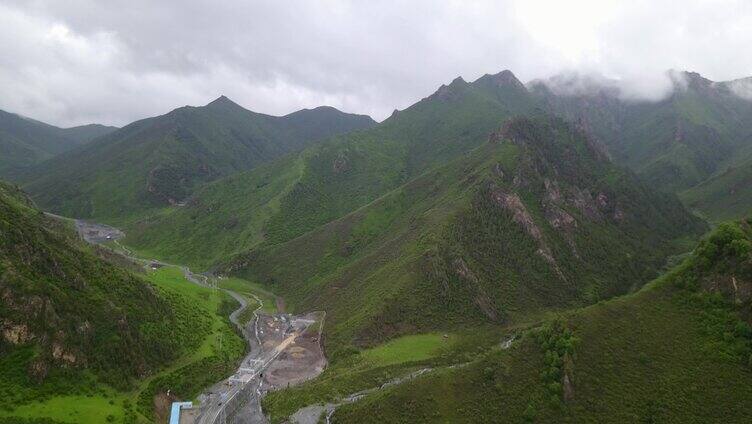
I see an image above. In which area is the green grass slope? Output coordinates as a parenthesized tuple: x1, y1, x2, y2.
(0, 109, 116, 177)
(228, 115, 704, 360)
(0, 181, 243, 422)
(330, 219, 752, 423)
(22, 97, 375, 223)
(681, 151, 752, 221)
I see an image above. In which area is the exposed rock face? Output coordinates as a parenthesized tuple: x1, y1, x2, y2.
(490, 186, 566, 280)
(453, 257, 478, 282)
(562, 374, 575, 400)
(541, 180, 580, 258)
(490, 189, 543, 241)
(2, 322, 32, 344)
(52, 342, 78, 365)
(431, 76, 467, 102)
(704, 275, 752, 305)
(492, 163, 505, 178)
(570, 186, 604, 221)
(28, 359, 49, 383)
(452, 258, 500, 321)
(332, 153, 350, 174)
(542, 179, 578, 230)
(487, 70, 526, 90)
(574, 117, 611, 161)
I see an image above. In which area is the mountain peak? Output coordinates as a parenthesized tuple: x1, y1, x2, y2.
(430, 76, 468, 101)
(450, 76, 467, 86)
(475, 69, 525, 90)
(668, 70, 714, 91)
(206, 95, 242, 108)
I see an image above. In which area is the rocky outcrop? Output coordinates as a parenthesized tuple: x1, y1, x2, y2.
(452, 258, 500, 321)
(569, 186, 603, 221)
(703, 275, 752, 306)
(541, 179, 579, 257)
(2, 322, 32, 344)
(562, 352, 575, 402)
(430, 77, 467, 102)
(490, 189, 543, 241)
(490, 187, 566, 280)
(333, 152, 350, 174)
(542, 179, 577, 230)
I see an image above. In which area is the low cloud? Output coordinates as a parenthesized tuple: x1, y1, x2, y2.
(727, 78, 752, 101)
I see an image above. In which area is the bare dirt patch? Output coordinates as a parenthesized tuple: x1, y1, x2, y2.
(153, 392, 178, 424)
(263, 312, 326, 389)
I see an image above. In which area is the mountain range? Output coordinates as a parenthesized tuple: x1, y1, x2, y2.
(1, 68, 752, 423)
(114, 71, 706, 357)
(532, 71, 752, 221)
(17, 97, 375, 222)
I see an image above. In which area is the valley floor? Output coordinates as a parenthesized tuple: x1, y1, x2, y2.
(73, 220, 329, 424)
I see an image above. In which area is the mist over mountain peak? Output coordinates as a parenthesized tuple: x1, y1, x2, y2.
(724, 76, 752, 100)
(528, 71, 621, 98)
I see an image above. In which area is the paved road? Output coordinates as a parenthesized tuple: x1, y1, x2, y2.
(197, 330, 300, 424)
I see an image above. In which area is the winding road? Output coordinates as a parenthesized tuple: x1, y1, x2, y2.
(69, 218, 306, 424)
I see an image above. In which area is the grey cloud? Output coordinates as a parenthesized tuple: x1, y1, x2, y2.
(2, 1, 752, 127)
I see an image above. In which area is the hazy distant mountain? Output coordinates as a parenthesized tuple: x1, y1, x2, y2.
(532, 71, 752, 195)
(22, 96, 376, 221)
(0, 109, 117, 176)
(681, 151, 752, 221)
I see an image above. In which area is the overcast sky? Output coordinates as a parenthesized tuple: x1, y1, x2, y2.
(2, 0, 752, 127)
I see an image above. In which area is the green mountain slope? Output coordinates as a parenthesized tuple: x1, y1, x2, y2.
(534, 71, 752, 194)
(0, 109, 117, 177)
(681, 149, 752, 221)
(21, 97, 376, 222)
(125, 71, 537, 267)
(328, 219, 752, 423)
(224, 115, 703, 359)
(0, 182, 191, 401)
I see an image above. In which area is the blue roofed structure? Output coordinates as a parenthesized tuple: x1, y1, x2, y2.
(169, 401, 193, 424)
